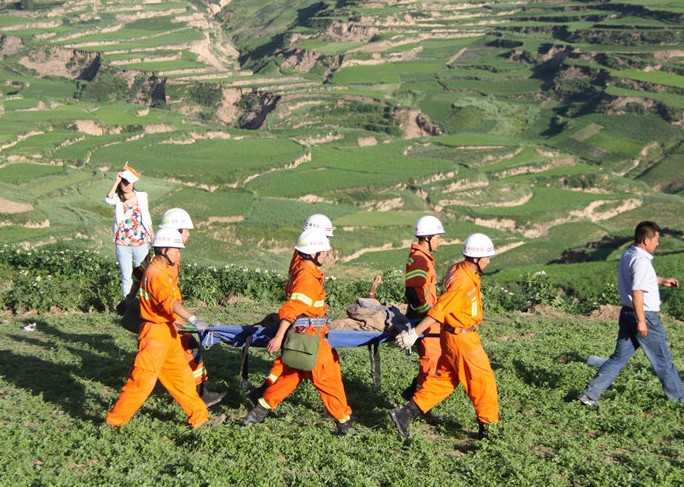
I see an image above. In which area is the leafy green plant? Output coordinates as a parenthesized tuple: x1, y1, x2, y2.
(521, 270, 558, 307)
(0, 246, 120, 313)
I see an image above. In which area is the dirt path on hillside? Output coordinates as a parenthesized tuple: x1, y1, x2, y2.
(439, 192, 532, 209)
(0, 131, 44, 152)
(337, 242, 407, 263)
(337, 236, 523, 264)
(471, 198, 642, 238)
(241, 152, 312, 186)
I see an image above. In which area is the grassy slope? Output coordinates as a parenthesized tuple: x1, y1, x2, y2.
(0, 308, 682, 485)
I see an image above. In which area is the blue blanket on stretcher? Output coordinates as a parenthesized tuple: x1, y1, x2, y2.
(200, 325, 395, 350)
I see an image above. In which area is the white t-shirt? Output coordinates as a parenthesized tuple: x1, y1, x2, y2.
(618, 246, 660, 312)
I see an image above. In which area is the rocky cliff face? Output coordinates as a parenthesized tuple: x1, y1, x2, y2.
(238, 91, 282, 130)
(0, 35, 23, 58)
(18, 44, 100, 79)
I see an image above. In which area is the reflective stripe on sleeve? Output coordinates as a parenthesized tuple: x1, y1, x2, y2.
(405, 269, 427, 281)
(288, 292, 313, 306)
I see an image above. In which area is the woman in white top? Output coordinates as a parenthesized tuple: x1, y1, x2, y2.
(104, 164, 154, 299)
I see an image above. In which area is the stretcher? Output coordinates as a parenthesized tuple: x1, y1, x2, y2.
(200, 325, 396, 391)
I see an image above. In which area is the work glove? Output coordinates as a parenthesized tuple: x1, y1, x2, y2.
(180, 315, 208, 333)
(395, 328, 418, 350)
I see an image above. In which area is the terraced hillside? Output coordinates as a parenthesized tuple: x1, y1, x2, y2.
(0, 0, 682, 281)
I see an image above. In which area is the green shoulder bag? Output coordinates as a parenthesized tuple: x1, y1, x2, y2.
(281, 327, 321, 371)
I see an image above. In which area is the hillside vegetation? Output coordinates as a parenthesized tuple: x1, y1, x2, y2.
(0, 0, 683, 287)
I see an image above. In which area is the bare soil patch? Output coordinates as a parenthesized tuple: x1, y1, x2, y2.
(0, 197, 34, 214)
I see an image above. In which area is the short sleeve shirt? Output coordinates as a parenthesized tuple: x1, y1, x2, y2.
(618, 246, 660, 312)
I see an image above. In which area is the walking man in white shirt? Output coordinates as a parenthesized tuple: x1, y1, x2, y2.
(578, 221, 682, 406)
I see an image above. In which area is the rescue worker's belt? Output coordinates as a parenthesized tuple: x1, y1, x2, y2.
(443, 324, 476, 335)
(293, 316, 328, 327)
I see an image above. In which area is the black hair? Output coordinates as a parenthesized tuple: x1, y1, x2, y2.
(634, 221, 660, 244)
(298, 250, 323, 267)
(115, 179, 133, 203)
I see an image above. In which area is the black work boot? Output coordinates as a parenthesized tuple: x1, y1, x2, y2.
(400, 378, 418, 401)
(201, 390, 226, 408)
(336, 418, 356, 436)
(389, 400, 422, 439)
(198, 414, 226, 429)
(247, 381, 268, 407)
(424, 410, 444, 424)
(477, 420, 489, 440)
(241, 404, 270, 426)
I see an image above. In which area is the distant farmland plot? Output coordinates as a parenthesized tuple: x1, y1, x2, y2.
(472, 187, 605, 220)
(69, 29, 204, 52)
(436, 134, 518, 146)
(248, 166, 412, 198)
(246, 198, 356, 226)
(3, 104, 95, 126)
(612, 69, 684, 89)
(118, 54, 206, 72)
(94, 103, 187, 126)
(334, 210, 426, 227)
(331, 64, 402, 85)
(0, 163, 64, 184)
(637, 148, 684, 193)
(606, 86, 684, 109)
(296, 40, 364, 55)
(87, 136, 306, 185)
(150, 187, 256, 221)
(28, 171, 113, 203)
(51, 134, 125, 163)
(247, 144, 455, 197)
(6, 130, 78, 157)
(0, 14, 29, 27)
(441, 78, 543, 95)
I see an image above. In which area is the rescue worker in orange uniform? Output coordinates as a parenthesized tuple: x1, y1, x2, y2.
(247, 214, 335, 406)
(241, 228, 355, 435)
(118, 208, 224, 408)
(105, 228, 225, 429)
(390, 233, 499, 440)
(401, 216, 445, 419)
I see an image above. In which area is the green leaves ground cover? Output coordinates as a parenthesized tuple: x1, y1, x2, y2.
(0, 311, 681, 485)
(2, 246, 682, 319)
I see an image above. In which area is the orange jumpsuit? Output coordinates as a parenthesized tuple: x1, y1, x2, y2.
(125, 253, 208, 388)
(405, 243, 441, 386)
(413, 260, 499, 424)
(106, 258, 210, 428)
(261, 258, 352, 421)
(262, 251, 302, 384)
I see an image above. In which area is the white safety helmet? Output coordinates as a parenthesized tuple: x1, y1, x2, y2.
(294, 228, 331, 255)
(152, 227, 185, 249)
(415, 215, 445, 237)
(303, 213, 334, 237)
(462, 233, 496, 258)
(159, 208, 194, 230)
